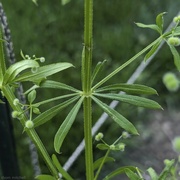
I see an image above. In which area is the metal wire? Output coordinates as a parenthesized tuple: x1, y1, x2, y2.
(0, 2, 41, 176)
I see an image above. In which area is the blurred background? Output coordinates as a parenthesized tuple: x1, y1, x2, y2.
(1, 0, 180, 179)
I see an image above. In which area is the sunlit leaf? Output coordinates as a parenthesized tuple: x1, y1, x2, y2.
(3, 60, 39, 85)
(103, 166, 137, 180)
(91, 60, 107, 85)
(125, 169, 140, 180)
(14, 62, 73, 82)
(96, 143, 109, 150)
(92, 96, 139, 135)
(135, 23, 161, 34)
(156, 12, 166, 34)
(159, 159, 175, 180)
(35, 174, 55, 180)
(93, 156, 115, 171)
(147, 167, 158, 180)
(33, 96, 79, 127)
(144, 39, 162, 61)
(54, 96, 84, 153)
(52, 154, 73, 180)
(94, 93, 162, 109)
(95, 83, 158, 95)
(168, 43, 180, 71)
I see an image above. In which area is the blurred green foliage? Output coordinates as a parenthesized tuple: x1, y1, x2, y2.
(1, 0, 180, 179)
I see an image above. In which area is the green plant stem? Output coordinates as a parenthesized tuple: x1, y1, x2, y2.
(82, 0, 94, 179)
(2, 85, 59, 179)
(94, 149, 110, 180)
(92, 36, 163, 91)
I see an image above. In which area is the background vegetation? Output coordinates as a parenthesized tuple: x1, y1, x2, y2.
(1, 0, 180, 179)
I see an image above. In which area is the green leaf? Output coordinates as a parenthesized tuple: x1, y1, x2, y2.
(3, 60, 39, 85)
(93, 156, 115, 171)
(92, 96, 139, 135)
(52, 154, 73, 180)
(91, 60, 107, 85)
(33, 96, 79, 127)
(167, 43, 180, 71)
(54, 96, 84, 153)
(125, 169, 140, 180)
(174, 26, 180, 36)
(147, 167, 158, 180)
(156, 12, 166, 34)
(40, 80, 80, 92)
(158, 159, 175, 180)
(135, 23, 161, 34)
(32, 0, 38, 6)
(96, 143, 109, 150)
(14, 62, 73, 82)
(95, 83, 158, 95)
(103, 166, 137, 180)
(28, 90, 36, 104)
(0, 29, 6, 86)
(61, 0, 71, 5)
(94, 93, 162, 109)
(35, 174, 56, 180)
(0, 99, 5, 104)
(144, 39, 162, 61)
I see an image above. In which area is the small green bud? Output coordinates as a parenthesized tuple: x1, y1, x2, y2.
(118, 143, 125, 151)
(33, 107, 41, 114)
(172, 136, 180, 153)
(167, 37, 180, 46)
(95, 132, 104, 141)
(12, 111, 20, 118)
(31, 66, 38, 73)
(13, 98, 20, 106)
(122, 131, 130, 139)
(173, 15, 180, 23)
(164, 159, 171, 165)
(40, 57, 45, 63)
(25, 120, 34, 129)
(163, 72, 179, 92)
(109, 145, 116, 150)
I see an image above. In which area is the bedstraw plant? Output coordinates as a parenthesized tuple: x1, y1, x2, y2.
(1, 0, 180, 179)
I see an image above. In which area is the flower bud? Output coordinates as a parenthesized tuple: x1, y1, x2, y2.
(172, 136, 180, 153)
(25, 120, 34, 129)
(109, 145, 116, 150)
(167, 37, 180, 46)
(40, 57, 45, 63)
(163, 72, 179, 92)
(122, 131, 130, 139)
(31, 66, 38, 73)
(13, 98, 20, 106)
(12, 111, 20, 118)
(33, 107, 41, 114)
(118, 143, 125, 152)
(95, 132, 104, 141)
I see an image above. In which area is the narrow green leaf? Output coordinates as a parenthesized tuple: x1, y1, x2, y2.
(33, 96, 79, 127)
(28, 90, 36, 104)
(40, 80, 80, 92)
(35, 175, 56, 180)
(0, 99, 5, 104)
(159, 159, 175, 180)
(96, 143, 109, 150)
(156, 12, 166, 34)
(54, 96, 84, 153)
(52, 154, 73, 180)
(174, 26, 180, 36)
(95, 83, 158, 95)
(125, 169, 140, 180)
(0, 29, 6, 86)
(144, 39, 162, 61)
(103, 166, 137, 180)
(94, 93, 162, 109)
(147, 167, 158, 180)
(167, 43, 180, 71)
(91, 60, 107, 85)
(135, 23, 161, 34)
(93, 157, 115, 171)
(92, 96, 139, 135)
(14, 62, 73, 82)
(3, 60, 39, 85)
